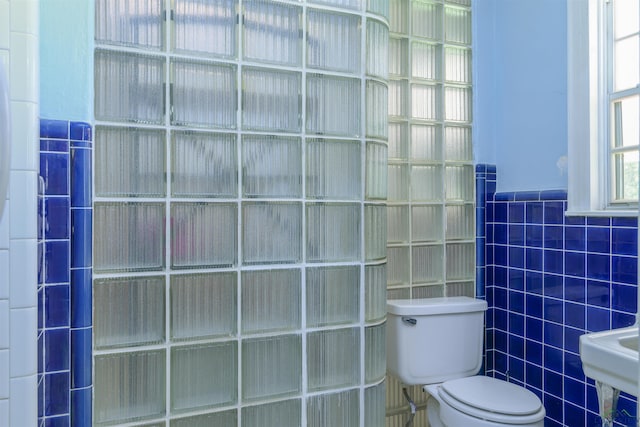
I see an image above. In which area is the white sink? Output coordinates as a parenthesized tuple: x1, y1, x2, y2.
(579, 326, 639, 397)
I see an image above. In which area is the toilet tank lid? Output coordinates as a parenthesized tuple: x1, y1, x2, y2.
(387, 297, 487, 316)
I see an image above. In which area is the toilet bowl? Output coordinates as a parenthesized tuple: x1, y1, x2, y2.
(386, 297, 545, 427)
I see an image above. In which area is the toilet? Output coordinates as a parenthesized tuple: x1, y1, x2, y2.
(387, 296, 545, 427)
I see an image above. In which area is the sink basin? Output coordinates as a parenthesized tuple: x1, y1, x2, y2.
(579, 326, 639, 396)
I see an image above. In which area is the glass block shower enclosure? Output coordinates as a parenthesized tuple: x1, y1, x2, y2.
(92, 0, 388, 426)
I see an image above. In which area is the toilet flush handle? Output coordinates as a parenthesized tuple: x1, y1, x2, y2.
(402, 316, 417, 326)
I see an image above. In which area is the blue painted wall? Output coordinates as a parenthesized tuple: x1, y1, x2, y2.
(473, 0, 568, 193)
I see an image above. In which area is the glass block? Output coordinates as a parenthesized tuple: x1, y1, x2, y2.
(389, 37, 409, 77)
(242, 269, 301, 333)
(411, 124, 442, 162)
(389, 0, 408, 33)
(94, 276, 165, 349)
(306, 203, 361, 262)
(447, 0, 471, 5)
(242, 399, 301, 427)
(95, 127, 166, 197)
(412, 41, 440, 81)
(94, 350, 166, 425)
(412, 284, 444, 298)
(446, 242, 474, 280)
(387, 287, 410, 299)
(445, 6, 471, 45)
(172, 131, 237, 197)
(367, 20, 389, 79)
(366, 142, 388, 200)
(446, 204, 474, 240)
(95, 50, 164, 124)
(388, 164, 409, 201)
(242, 335, 302, 401)
(308, 0, 361, 12)
(94, 203, 165, 273)
(445, 165, 474, 202)
(307, 139, 361, 200)
(243, 0, 302, 65)
(242, 202, 302, 264)
(171, 203, 237, 268)
(243, 135, 302, 198)
(366, 80, 389, 139)
(242, 67, 301, 132)
(172, 60, 237, 129)
(307, 328, 360, 391)
(388, 122, 409, 160)
(411, 165, 443, 201)
(174, 0, 238, 57)
(368, 0, 390, 20)
(307, 389, 359, 427)
(445, 126, 472, 161)
(412, 245, 444, 283)
(446, 281, 474, 297)
(412, 205, 443, 242)
(95, 0, 163, 48)
(365, 263, 387, 323)
(389, 79, 408, 118)
(387, 246, 410, 286)
(307, 10, 361, 73)
(365, 382, 386, 427)
(306, 265, 360, 327)
(365, 323, 386, 383)
(387, 204, 410, 243)
(171, 272, 237, 340)
(171, 342, 237, 412)
(365, 204, 387, 261)
(170, 410, 237, 427)
(411, 83, 441, 121)
(444, 86, 472, 122)
(445, 47, 471, 83)
(306, 74, 361, 137)
(412, 0, 442, 40)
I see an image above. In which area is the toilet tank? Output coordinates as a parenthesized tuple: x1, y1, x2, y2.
(386, 296, 487, 385)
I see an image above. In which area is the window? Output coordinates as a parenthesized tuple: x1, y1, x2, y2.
(567, 0, 640, 215)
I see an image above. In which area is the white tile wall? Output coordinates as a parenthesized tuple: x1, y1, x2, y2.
(1, 0, 39, 425)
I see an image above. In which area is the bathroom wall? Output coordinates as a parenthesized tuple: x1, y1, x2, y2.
(0, 0, 40, 426)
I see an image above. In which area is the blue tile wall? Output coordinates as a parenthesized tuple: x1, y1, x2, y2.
(38, 120, 92, 427)
(477, 164, 638, 427)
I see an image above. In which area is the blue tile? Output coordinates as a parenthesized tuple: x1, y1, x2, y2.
(70, 388, 92, 427)
(486, 181, 496, 195)
(564, 326, 582, 353)
(508, 356, 525, 382)
(45, 241, 70, 284)
(611, 283, 637, 313)
(38, 332, 44, 373)
(508, 268, 524, 291)
(486, 242, 494, 265)
(543, 298, 563, 324)
(38, 287, 44, 329)
(486, 164, 497, 174)
(514, 191, 540, 201)
(544, 369, 563, 397)
(565, 226, 586, 251)
(40, 153, 69, 196)
(565, 277, 586, 303)
(70, 148, 92, 208)
(525, 270, 543, 294)
(565, 215, 585, 226)
(586, 226, 610, 254)
(486, 202, 495, 223)
(508, 224, 525, 246)
(586, 280, 610, 308)
(586, 305, 610, 331)
(475, 208, 485, 237)
(509, 290, 525, 313)
(69, 122, 92, 141)
(45, 372, 69, 416)
(45, 328, 69, 372)
(509, 312, 525, 335)
(612, 217, 637, 227)
(495, 266, 507, 287)
(40, 119, 69, 139)
(525, 224, 543, 247)
(611, 255, 637, 284)
(544, 274, 563, 299)
(494, 351, 507, 374)
(508, 202, 525, 223)
(508, 334, 525, 359)
(494, 202, 508, 223)
(71, 328, 92, 388)
(44, 415, 70, 427)
(543, 250, 563, 275)
(70, 269, 92, 329)
(45, 197, 70, 240)
(38, 242, 44, 285)
(71, 209, 92, 269)
(525, 338, 542, 363)
(495, 329, 507, 352)
(543, 345, 564, 373)
(539, 189, 567, 201)
(564, 403, 585, 426)
(612, 311, 636, 329)
(564, 251, 585, 278)
(40, 139, 69, 153)
(564, 352, 585, 381)
(70, 140, 92, 149)
(508, 246, 524, 268)
(564, 302, 585, 329)
(494, 224, 507, 245)
(615, 396, 637, 427)
(611, 226, 637, 255)
(564, 377, 586, 407)
(586, 253, 610, 281)
(587, 217, 610, 226)
(526, 294, 543, 318)
(525, 248, 543, 271)
(525, 363, 542, 389)
(475, 164, 487, 173)
(495, 244, 507, 265)
(543, 201, 564, 224)
(543, 225, 563, 249)
(45, 285, 70, 328)
(526, 202, 544, 224)
(494, 288, 507, 310)
(495, 192, 515, 202)
(544, 321, 564, 348)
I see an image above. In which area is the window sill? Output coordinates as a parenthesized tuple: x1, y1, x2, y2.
(565, 209, 638, 218)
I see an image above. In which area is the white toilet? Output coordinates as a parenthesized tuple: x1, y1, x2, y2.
(387, 296, 545, 427)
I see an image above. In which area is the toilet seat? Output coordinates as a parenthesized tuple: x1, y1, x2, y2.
(438, 376, 545, 425)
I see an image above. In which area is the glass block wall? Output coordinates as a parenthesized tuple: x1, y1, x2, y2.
(92, 0, 387, 426)
(385, 0, 474, 423)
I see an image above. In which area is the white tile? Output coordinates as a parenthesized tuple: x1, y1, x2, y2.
(10, 307, 36, 377)
(9, 375, 36, 426)
(0, 398, 8, 427)
(9, 101, 38, 171)
(0, 350, 8, 398)
(0, 250, 8, 298)
(0, 300, 7, 348)
(0, 208, 8, 249)
(9, 32, 37, 103)
(9, 171, 36, 239)
(0, 2, 9, 50)
(9, 239, 36, 309)
(10, 0, 38, 36)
